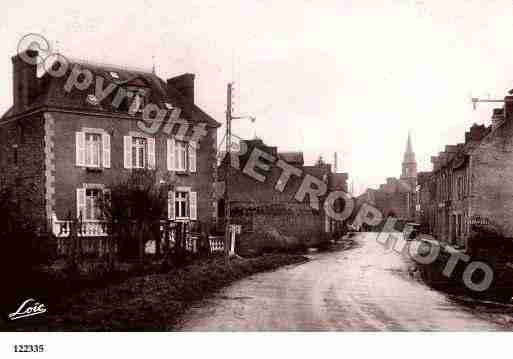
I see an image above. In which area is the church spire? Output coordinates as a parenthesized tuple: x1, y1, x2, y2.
(401, 131, 417, 179)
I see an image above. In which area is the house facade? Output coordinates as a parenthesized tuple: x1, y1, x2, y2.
(0, 50, 220, 247)
(216, 138, 349, 240)
(416, 99, 513, 249)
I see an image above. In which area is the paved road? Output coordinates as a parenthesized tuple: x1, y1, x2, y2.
(178, 233, 503, 331)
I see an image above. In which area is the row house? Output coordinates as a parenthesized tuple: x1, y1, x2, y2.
(416, 98, 513, 250)
(0, 50, 220, 248)
(216, 138, 349, 239)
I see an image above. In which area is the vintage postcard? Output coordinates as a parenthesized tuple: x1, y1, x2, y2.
(0, 0, 512, 357)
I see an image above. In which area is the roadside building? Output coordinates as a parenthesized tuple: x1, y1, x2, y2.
(216, 138, 349, 239)
(416, 99, 513, 249)
(0, 50, 220, 252)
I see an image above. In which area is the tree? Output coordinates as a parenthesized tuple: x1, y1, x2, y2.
(100, 170, 173, 263)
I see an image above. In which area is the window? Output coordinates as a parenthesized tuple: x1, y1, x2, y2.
(167, 138, 197, 172)
(129, 91, 146, 114)
(175, 140, 187, 171)
(132, 137, 147, 169)
(85, 133, 102, 167)
(168, 189, 197, 220)
(85, 188, 101, 220)
(175, 191, 189, 218)
(123, 135, 155, 169)
(77, 187, 109, 220)
(76, 131, 110, 168)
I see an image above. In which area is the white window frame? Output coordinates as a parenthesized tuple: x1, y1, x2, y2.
(168, 186, 197, 221)
(85, 132, 102, 168)
(76, 129, 111, 169)
(175, 140, 187, 171)
(77, 184, 108, 221)
(175, 191, 189, 219)
(132, 137, 147, 169)
(167, 138, 197, 173)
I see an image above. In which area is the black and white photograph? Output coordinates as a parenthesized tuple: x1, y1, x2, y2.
(1, 0, 513, 356)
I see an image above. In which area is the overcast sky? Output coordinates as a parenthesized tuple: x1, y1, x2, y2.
(2, 0, 513, 194)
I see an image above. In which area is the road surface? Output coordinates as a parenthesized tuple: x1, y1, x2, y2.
(178, 233, 505, 331)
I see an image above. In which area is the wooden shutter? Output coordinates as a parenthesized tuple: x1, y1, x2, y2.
(76, 188, 86, 219)
(168, 190, 175, 220)
(102, 133, 111, 168)
(147, 137, 156, 169)
(188, 141, 197, 173)
(75, 132, 85, 166)
(167, 138, 175, 171)
(189, 191, 197, 220)
(123, 136, 132, 169)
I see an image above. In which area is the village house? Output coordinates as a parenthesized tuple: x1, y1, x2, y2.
(0, 50, 220, 253)
(416, 96, 513, 250)
(216, 138, 349, 240)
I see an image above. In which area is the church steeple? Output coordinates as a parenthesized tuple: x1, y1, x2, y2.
(401, 131, 417, 179)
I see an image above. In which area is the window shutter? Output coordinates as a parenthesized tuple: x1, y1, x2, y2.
(188, 141, 197, 173)
(102, 133, 111, 168)
(147, 137, 156, 169)
(167, 138, 175, 171)
(189, 191, 197, 220)
(168, 190, 175, 220)
(123, 136, 132, 169)
(76, 188, 86, 219)
(75, 132, 85, 166)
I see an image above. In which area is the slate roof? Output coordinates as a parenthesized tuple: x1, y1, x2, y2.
(2, 57, 220, 127)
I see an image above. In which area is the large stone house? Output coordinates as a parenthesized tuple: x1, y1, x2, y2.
(0, 50, 220, 251)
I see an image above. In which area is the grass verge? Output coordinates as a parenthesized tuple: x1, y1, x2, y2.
(3, 253, 307, 331)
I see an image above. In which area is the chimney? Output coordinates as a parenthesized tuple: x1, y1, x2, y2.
(505, 96, 513, 119)
(167, 73, 195, 117)
(12, 49, 39, 114)
(465, 131, 470, 144)
(469, 123, 487, 142)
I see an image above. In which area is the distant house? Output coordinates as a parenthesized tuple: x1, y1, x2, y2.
(0, 50, 220, 251)
(216, 138, 349, 240)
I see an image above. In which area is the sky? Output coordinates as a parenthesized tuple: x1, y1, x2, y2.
(2, 0, 513, 195)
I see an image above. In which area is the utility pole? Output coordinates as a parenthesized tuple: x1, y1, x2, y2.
(224, 83, 233, 257)
(223, 82, 255, 258)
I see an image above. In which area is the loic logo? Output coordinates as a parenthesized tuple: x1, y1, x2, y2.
(8, 298, 47, 321)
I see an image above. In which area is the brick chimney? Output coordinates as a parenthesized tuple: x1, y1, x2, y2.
(167, 73, 195, 117)
(469, 123, 487, 142)
(12, 49, 39, 114)
(504, 96, 513, 119)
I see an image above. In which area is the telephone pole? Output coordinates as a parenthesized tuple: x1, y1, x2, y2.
(224, 83, 233, 257)
(224, 83, 255, 257)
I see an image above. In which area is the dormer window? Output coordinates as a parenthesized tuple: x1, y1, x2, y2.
(87, 94, 100, 106)
(129, 89, 147, 114)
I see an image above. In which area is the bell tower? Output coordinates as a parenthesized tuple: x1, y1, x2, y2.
(401, 132, 417, 183)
